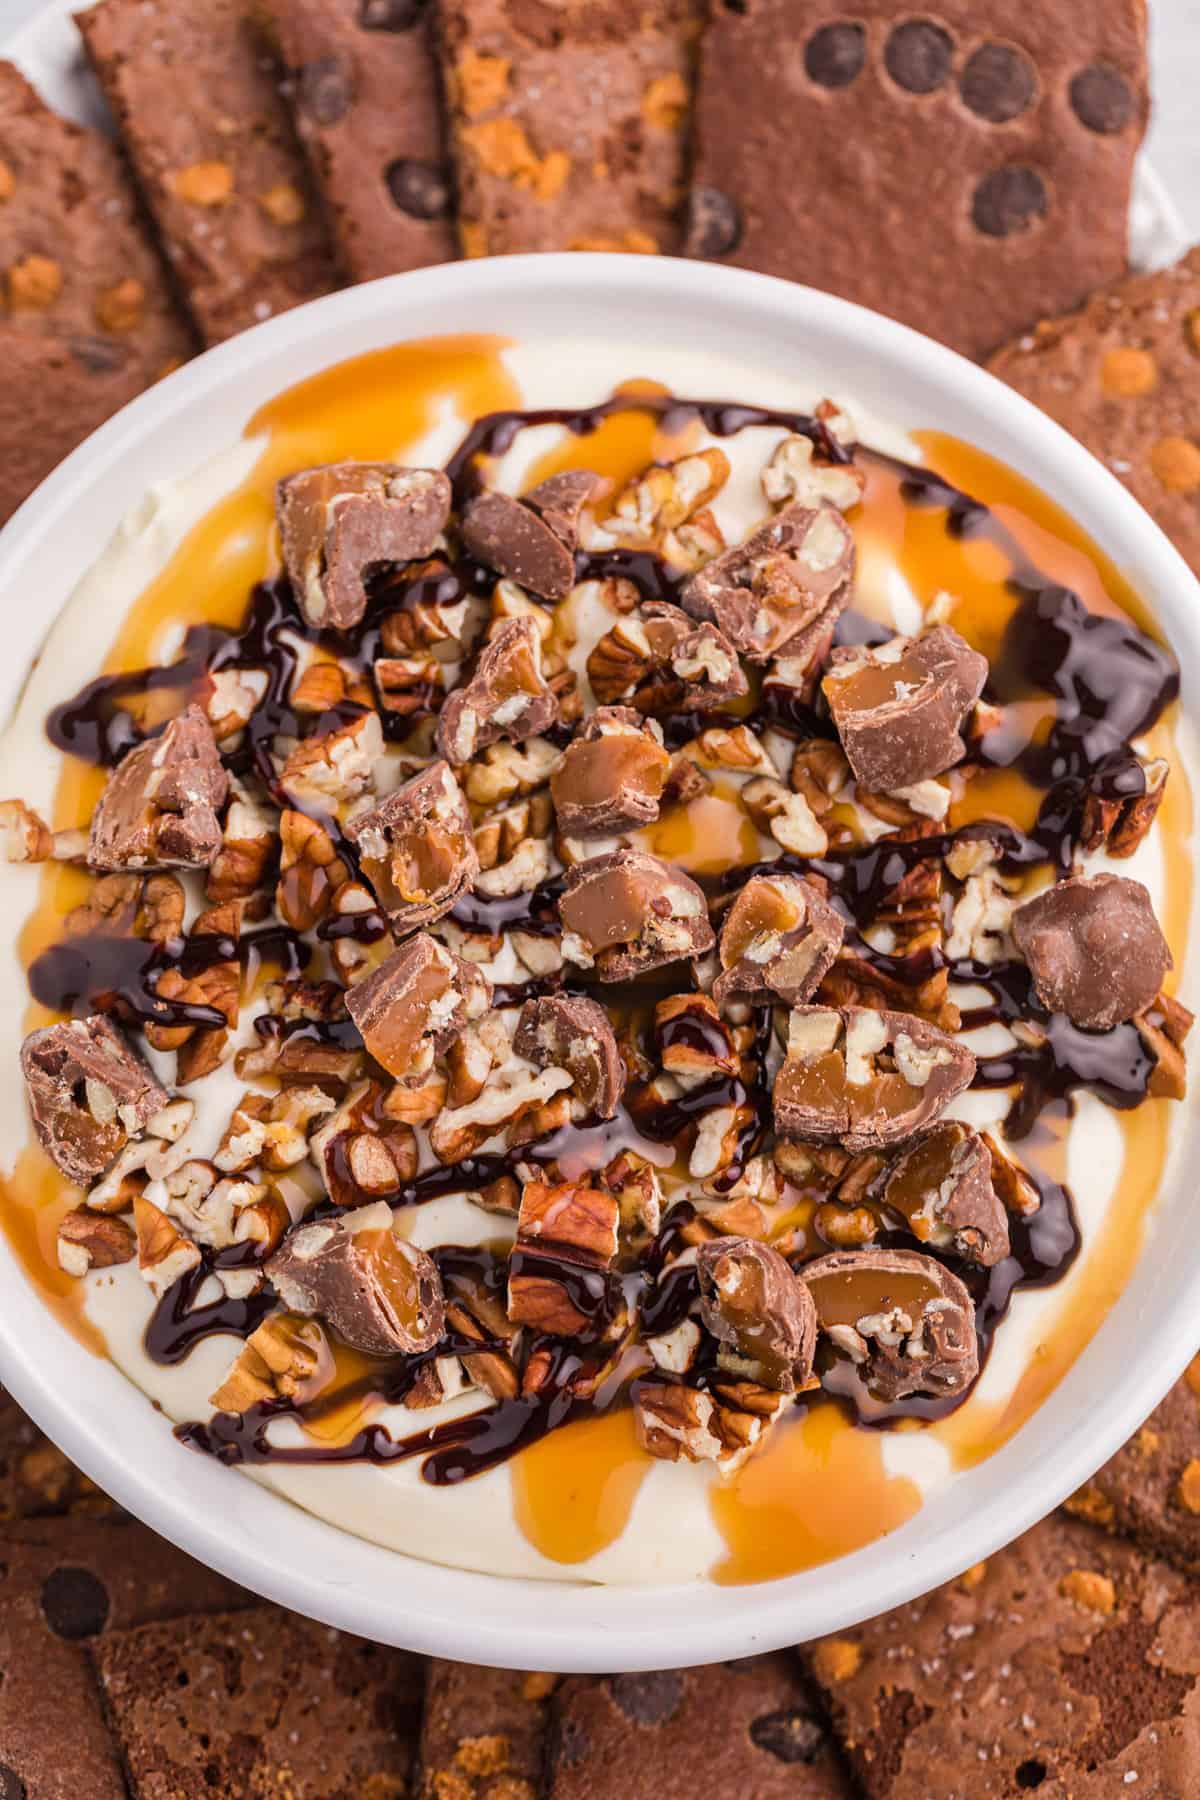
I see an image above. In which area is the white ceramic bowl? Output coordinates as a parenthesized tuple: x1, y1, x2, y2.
(1, 255, 1197, 1670)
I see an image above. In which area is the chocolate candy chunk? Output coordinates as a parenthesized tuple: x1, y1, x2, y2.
(507, 1178, 620, 1337)
(588, 600, 748, 715)
(436, 616, 560, 763)
(345, 932, 489, 1079)
(774, 1006, 975, 1152)
(550, 706, 669, 837)
(267, 1205, 445, 1355)
(419, 1661, 556, 1800)
(256, 0, 454, 282)
(278, 461, 451, 629)
(88, 705, 228, 873)
(96, 1604, 422, 1800)
(558, 848, 714, 980)
(806, 1512, 1200, 1800)
(684, 186, 743, 258)
(713, 873, 845, 1009)
(460, 471, 598, 601)
(682, 500, 854, 663)
(822, 625, 987, 793)
(437, 0, 702, 259)
(882, 1120, 1010, 1267)
(76, 0, 338, 346)
(1012, 873, 1170, 1031)
(547, 1655, 849, 1798)
(21, 1015, 169, 1185)
(345, 759, 479, 932)
(514, 993, 625, 1120)
(697, 1235, 817, 1392)
(803, 1246, 978, 1402)
(988, 247, 1200, 579)
(688, 0, 1148, 361)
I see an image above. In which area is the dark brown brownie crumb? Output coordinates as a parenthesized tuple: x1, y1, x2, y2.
(1065, 1358, 1200, 1579)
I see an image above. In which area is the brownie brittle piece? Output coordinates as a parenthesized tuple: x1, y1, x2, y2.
(254, 0, 455, 282)
(822, 625, 988, 793)
(345, 932, 489, 1079)
(682, 501, 854, 663)
(713, 872, 845, 1008)
(1012, 872, 1171, 1030)
(774, 1006, 975, 1151)
(514, 993, 625, 1120)
(419, 1661, 558, 1800)
(550, 706, 670, 837)
(345, 759, 478, 932)
(803, 1247, 978, 1403)
(696, 1236, 817, 1393)
(437, 0, 703, 258)
(76, 0, 338, 345)
(989, 247, 1200, 579)
(266, 1203, 445, 1355)
(558, 847, 714, 979)
(21, 1015, 169, 1186)
(278, 461, 451, 629)
(689, 0, 1149, 362)
(436, 615, 561, 764)
(882, 1121, 1010, 1267)
(88, 706, 228, 873)
(459, 471, 597, 601)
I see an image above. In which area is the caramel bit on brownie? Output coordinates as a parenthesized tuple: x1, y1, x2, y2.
(345, 759, 479, 930)
(713, 872, 845, 1009)
(266, 1203, 446, 1356)
(774, 1007, 975, 1152)
(277, 462, 452, 629)
(87, 705, 228, 873)
(558, 847, 714, 979)
(460, 470, 598, 601)
(683, 499, 855, 662)
(1012, 872, 1172, 1030)
(21, 1015, 169, 1186)
(550, 706, 670, 838)
(437, 614, 560, 763)
(822, 626, 988, 794)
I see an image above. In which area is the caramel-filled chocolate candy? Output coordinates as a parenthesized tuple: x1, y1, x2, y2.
(550, 706, 669, 838)
(558, 847, 714, 980)
(344, 760, 478, 932)
(1012, 872, 1171, 1030)
(803, 1246, 978, 1402)
(277, 462, 451, 629)
(681, 499, 854, 662)
(514, 992, 625, 1119)
(882, 1120, 1010, 1267)
(21, 1013, 169, 1186)
(436, 616, 560, 765)
(822, 624, 988, 792)
(345, 933, 489, 1080)
(713, 872, 845, 1007)
(774, 1005, 975, 1151)
(266, 1204, 445, 1356)
(88, 705, 228, 872)
(696, 1235, 817, 1393)
(460, 470, 598, 601)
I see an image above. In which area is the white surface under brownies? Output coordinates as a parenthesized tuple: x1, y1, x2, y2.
(0, 329, 1192, 1586)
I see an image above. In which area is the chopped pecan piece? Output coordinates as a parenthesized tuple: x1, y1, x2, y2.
(550, 707, 669, 837)
(277, 462, 452, 629)
(460, 470, 598, 601)
(21, 1015, 169, 1185)
(309, 1080, 419, 1205)
(762, 433, 864, 512)
(822, 625, 988, 791)
(278, 710, 383, 810)
(507, 1178, 620, 1337)
(345, 933, 489, 1079)
(654, 993, 738, 1081)
(345, 760, 478, 932)
(210, 1313, 333, 1413)
(514, 993, 625, 1120)
(276, 809, 347, 931)
(774, 1006, 975, 1151)
(56, 1208, 136, 1277)
(88, 706, 228, 872)
(633, 1374, 787, 1470)
(215, 1086, 336, 1174)
(714, 873, 845, 1007)
(682, 500, 854, 663)
(266, 1203, 445, 1355)
(133, 1194, 201, 1296)
(1134, 991, 1194, 1101)
(436, 616, 559, 764)
(882, 1121, 1010, 1267)
(558, 848, 714, 980)
(586, 601, 748, 714)
(1012, 873, 1172, 1031)
(0, 798, 53, 864)
(803, 1247, 978, 1403)
(697, 1236, 817, 1392)
(1080, 754, 1168, 858)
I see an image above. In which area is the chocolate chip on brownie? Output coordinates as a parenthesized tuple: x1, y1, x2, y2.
(436, 0, 703, 257)
(76, 0, 339, 344)
(1012, 873, 1171, 1030)
(255, 0, 455, 282)
(989, 247, 1200, 578)
(687, 1, 1149, 360)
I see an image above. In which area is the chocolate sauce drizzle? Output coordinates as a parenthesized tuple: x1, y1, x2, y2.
(36, 387, 1181, 1485)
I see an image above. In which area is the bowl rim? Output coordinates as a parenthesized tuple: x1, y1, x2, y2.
(1, 251, 1198, 1670)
